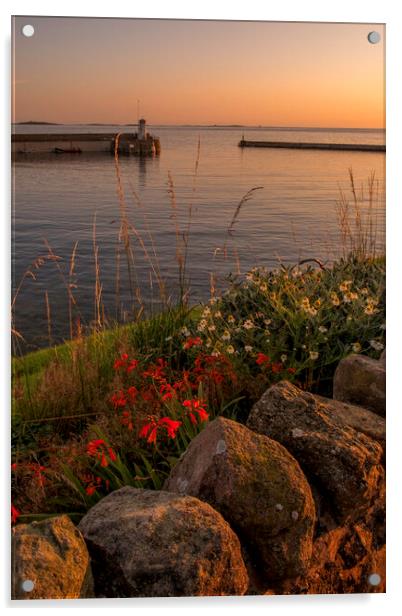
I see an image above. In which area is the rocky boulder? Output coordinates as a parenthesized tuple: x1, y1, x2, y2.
(333, 353, 385, 416)
(164, 417, 315, 582)
(315, 395, 385, 454)
(274, 521, 385, 594)
(272, 477, 386, 595)
(78, 486, 248, 597)
(12, 515, 93, 600)
(247, 381, 384, 522)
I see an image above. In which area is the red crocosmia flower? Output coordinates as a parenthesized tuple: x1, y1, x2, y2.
(159, 383, 176, 401)
(139, 416, 181, 444)
(11, 463, 17, 471)
(111, 391, 127, 409)
(158, 417, 182, 439)
(86, 439, 117, 467)
(271, 362, 283, 374)
(139, 420, 155, 440)
(162, 392, 174, 401)
(114, 353, 129, 370)
(182, 399, 209, 425)
(183, 337, 202, 350)
(11, 504, 20, 525)
(287, 367, 296, 375)
(139, 419, 158, 444)
(256, 353, 271, 366)
(85, 475, 104, 496)
(127, 359, 139, 373)
(147, 427, 158, 444)
(142, 359, 166, 381)
(87, 439, 105, 456)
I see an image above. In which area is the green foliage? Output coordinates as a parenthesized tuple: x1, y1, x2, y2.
(191, 255, 385, 394)
(11, 254, 385, 521)
(12, 306, 196, 424)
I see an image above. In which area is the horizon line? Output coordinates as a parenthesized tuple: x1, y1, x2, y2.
(13, 121, 385, 131)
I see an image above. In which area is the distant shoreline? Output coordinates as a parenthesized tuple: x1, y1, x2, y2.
(14, 122, 385, 132)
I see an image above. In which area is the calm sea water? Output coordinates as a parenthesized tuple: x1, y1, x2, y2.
(12, 125, 385, 351)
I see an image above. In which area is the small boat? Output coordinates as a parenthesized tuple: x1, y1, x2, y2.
(52, 146, 82, 154)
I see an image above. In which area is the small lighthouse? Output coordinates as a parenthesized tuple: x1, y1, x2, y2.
(111, 117, 160, 156)
(138, 118, 146, 140)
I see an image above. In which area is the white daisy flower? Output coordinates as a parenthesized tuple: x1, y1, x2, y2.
(197, 319, 207, 332)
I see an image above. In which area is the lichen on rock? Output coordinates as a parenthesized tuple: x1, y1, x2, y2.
(78, 486, 248, 597)
(164, 417, 316, 582)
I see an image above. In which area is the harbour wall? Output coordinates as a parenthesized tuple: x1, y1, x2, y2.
(12, 133, 160, 158)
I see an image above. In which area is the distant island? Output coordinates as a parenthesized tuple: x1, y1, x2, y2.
(16, 121, 60, 125)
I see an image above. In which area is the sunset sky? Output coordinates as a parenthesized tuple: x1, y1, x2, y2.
(12, 17, 385, 128)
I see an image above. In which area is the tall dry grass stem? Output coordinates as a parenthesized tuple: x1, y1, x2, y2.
(113, 133, 141, 312)
(92, 215, 103, 329)
(336, 169, 381, 260)
(68, 241, 78, 339)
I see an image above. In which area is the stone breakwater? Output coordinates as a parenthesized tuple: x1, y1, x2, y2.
(12, 351, 385, 599)
(238, 139, 386, 152)
(12, 132, 161, 158)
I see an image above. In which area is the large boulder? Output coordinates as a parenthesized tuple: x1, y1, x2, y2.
(78, 487, 248, 597)
(12, 515, 93, 600)
(164, 417, 315, 582)
(247, 381, 384, 522)
(315, 395, 385, 454)
(333, 353, 385, 416)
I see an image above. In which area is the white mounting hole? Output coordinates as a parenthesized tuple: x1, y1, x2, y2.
(21, 579, 35, 592)
(367, 31, 380, 44)
(368, 573, 381, 586)
(22, 24, 35, 38)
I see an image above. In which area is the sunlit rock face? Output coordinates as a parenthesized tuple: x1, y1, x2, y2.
(12, 515, 94, 600)
(78, 486, 249, 597)
(164, 416, 316, 583)
(333, 353, 386, 417)
(247, 380, 384, 522)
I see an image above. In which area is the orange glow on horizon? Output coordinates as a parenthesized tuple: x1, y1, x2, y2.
(12, 18, 385, 129)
